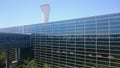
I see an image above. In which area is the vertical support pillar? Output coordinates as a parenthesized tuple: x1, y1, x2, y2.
(15, 48, 20, 61)
(6, 48, 10, 68)
(15, 48, 17, 61)
(17, 48, 20, 61)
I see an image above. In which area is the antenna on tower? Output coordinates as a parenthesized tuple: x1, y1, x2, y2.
(40, 3, 50, 23)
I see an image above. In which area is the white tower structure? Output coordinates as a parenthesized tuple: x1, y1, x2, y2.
(40, 3, 50, 23)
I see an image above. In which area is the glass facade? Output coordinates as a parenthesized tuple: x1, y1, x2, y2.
(0, 33, 32, 66)
(0, 13, 120, 68)
(0, 33, 30, 48)
(32, 13, 120, 68)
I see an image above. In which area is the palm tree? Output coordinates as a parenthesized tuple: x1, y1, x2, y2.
(14, 59, 38, 68)
(0, 51, 6, 68)
(42, 63, 50, 68)
(26, 60, 38, 68)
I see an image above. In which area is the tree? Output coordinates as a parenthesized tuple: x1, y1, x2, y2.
(26, 60, 38, 68)
(0, 51, 6, 68)
(14, 59, 38, 68)
(42, 63, 50, 68)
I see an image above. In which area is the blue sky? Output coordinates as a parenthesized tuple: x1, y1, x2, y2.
(0, 0, 120, 28)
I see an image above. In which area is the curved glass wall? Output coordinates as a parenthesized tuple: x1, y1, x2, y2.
(0, 13, 120, 68)
(32, 13, 120, 68)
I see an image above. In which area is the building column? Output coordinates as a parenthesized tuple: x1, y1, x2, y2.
(6, 48, 10, 68)
(17, 48, 20, 61)
(15, 48, 20, 61)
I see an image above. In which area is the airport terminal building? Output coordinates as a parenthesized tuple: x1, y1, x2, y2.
(0, 13, 120, 68)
